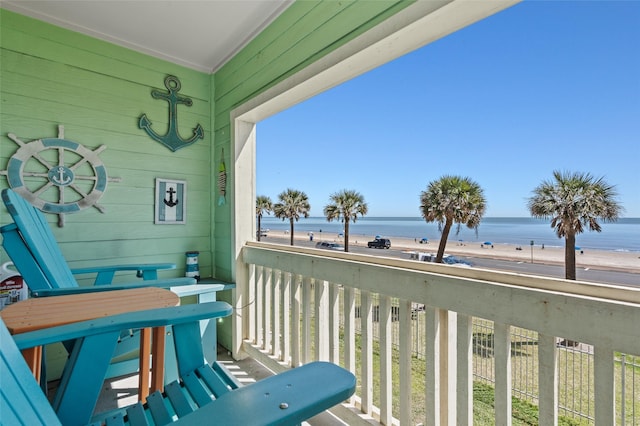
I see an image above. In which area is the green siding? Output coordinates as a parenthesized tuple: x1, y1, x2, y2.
(1, 8, 214, 281)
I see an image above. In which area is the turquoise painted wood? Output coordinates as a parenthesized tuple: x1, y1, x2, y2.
(1, 302, 356, 426)
(0, 187, 201, 383)
(1, 188, 197, 293)
(0, 319, 62, 426)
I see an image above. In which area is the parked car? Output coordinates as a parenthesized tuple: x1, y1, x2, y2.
(419, 253, 472, 267)
(315, 241, 344, 251)
(442, 255, 472, 267)
(367, 238, 391, 249)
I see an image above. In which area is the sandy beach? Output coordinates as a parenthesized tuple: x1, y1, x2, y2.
(262, 230, 640, 274)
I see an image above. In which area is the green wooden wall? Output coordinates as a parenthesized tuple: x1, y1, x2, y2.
(0, 9, 215, 283)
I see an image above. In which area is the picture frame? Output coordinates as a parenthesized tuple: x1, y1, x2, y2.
(155, 178, 186, 224)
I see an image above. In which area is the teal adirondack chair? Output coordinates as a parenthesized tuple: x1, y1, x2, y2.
(0, 302, 356, 426)
(0, 188, 209, 383)
(0, 188, 197, 296)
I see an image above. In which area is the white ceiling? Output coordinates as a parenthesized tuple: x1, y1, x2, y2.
(1, 0, 293, 73)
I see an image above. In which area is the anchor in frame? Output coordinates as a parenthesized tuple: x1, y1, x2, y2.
(163, 186, 179, 207)
(138, 75, 204, 152)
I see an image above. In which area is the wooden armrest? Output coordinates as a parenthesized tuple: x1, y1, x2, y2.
(173, 361, 356, 425)
(71, 263, 177, 285)
(12, 302, 233, 350)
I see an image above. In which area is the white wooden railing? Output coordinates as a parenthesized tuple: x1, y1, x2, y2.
(234, 241, 640, 425)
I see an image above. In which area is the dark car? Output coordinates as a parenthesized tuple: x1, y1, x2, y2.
(367, 238, 391, 249)
(315, 241, 344, 251)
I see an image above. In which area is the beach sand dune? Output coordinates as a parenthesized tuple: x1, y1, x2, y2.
(262, 230, 639, 273)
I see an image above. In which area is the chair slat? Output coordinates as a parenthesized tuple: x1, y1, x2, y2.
(146, 391, 174, 425)
(181, 371, 213, 408)
(212, 361, 242, 390)
(125, 402, 149, 426)
(104, 412, 126, 426)
(164, 380, 195, 417)
(197, 365, 231, 397)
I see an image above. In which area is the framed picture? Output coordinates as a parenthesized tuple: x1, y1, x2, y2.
(155, 178, 186, 224)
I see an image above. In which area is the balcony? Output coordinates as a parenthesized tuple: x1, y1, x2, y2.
(231, 241, 639, 425)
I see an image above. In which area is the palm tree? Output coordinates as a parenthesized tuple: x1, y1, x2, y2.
(323, 189, 368, 252)
(420, 175, 486, 263)
(273, 188, 310, 245)
(527, 170, 622, 280)
(256, 195, 273, 241)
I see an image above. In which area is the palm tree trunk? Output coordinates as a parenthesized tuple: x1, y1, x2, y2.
(344, 219, 350, 252)
(565, 233, 577, 280)
(436, 220, 452, 263)
(289, 218, 295, 246)
(257, 215, 262, 242)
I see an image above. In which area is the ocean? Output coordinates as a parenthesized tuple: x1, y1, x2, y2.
(260, 217, 640, 253)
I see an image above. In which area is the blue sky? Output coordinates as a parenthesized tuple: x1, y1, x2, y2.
(257, 1, 640, 218)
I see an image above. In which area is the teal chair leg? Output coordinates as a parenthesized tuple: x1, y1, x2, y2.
(54, 331, 120, 426)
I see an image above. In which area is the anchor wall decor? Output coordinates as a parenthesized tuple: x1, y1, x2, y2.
(155, 178, 186, 224)
(138, 75, 204, 152)
(0, 125, 121, 227)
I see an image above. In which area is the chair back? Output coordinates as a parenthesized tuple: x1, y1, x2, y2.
(0, 318, 62, 425)
(1, 189, 78, 290)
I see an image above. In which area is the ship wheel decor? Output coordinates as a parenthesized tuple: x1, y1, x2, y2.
(0, 125, 121, 227)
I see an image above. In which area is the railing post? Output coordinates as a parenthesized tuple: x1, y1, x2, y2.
(425, 308, 459, 425)
(538, 333, 558, 425)
(441, 309, 457, 425)
(457, 313, 473, 426)
(594, 346, 615, 424)
(399, 299, 412, 425)
(329, 282, 340, 364)
(281, 272, 291, 363)
(301, 277, 312, 364)
(425, 306, 441, 426)
(247, 263, 256, 344)
(254, 265, 263, 348)
(291, 274, 301, 367)
(263, 268, 272, 352)
(271, 269, 281, 358)
(620, 354, 626, 425)
(494, 321, 512, 426)
(361, 290, 373, 415)
(344, 286, 356, 404)
(232, 255, 250, 359)
(379, 295, 392, 425)
(315, 280, 329, 361)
